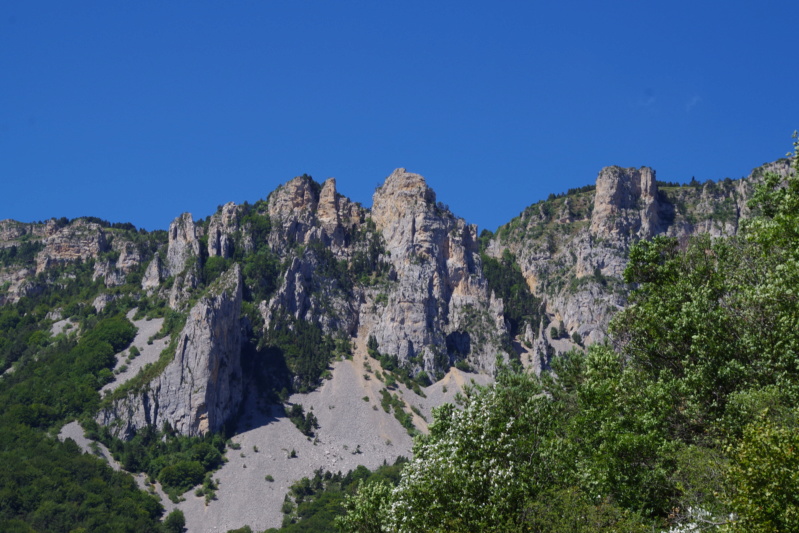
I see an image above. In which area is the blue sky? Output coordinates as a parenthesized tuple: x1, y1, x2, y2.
(2, 1, 797, 232)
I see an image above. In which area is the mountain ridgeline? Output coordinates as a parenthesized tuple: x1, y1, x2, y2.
(2, 161, 791, 441)
(0, 157, 794, 532)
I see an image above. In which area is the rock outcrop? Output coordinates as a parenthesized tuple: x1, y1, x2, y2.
(99, 266, 244, 438)
(489, 160, 786, 365)
(364, 168, 507, 374)
(207, 202, 239, 259)
(166, 213, 200, 277)
(590, 166, 660, 240)
(165, 213, 201, 308)
(267, 175, 364, 254)
(255, 169, 508, 376)
(141, 255, 165, 291)
(92, 238, 144, 287)
(35, 220, 109, 274)
(0, 219, 49, 244)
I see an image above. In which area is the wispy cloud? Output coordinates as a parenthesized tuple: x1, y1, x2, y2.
(686, 95, 701, 112)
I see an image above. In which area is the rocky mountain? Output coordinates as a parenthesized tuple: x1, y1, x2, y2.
(2, 162, 791, 436)
(485, 158, 794, 373)
(0, 158, 792, 531)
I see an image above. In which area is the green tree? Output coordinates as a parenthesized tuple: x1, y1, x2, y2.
(726, 412, 799, 532)
(163, 509, 186, 533)
(352, 366, 570, 532)
(335, 481, 392, 533)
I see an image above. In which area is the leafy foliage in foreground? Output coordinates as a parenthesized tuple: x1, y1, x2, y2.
(338, 138, 799, 532)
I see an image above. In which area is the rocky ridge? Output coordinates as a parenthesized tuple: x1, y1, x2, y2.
(0, 218, 157, 305)
(488, 158, 795, 372)
(2, 158, 795, 531)
(4, 163, 788, 439)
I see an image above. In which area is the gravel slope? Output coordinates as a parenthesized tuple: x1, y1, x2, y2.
(177, 331, 490, 532)
(56, 310, 493, 532)
(101, 310, 168, 394)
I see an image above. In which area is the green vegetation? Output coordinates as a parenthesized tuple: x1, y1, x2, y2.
(2, 314, 135, 425)
(546, 183, 596, 200)
(163, 509, 186, 533)
(366, 336, 428, 395)
(0, 425, 164, 531)
(338, 138, 799, 532)
(0, 267, 167, 529)
(480, 248, 542, 336)
(263, 312, 336, 393)
(350, 219, 390, 284)
(0, 239, 44, 268)
(378, 388, 416, 435)
(287, 404, 319, 437)
(265, 459, 407, 532)
(90, 421, 227, 501)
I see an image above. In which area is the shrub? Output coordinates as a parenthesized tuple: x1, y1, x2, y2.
(163, 509, 186, 533)
(158, 461, 205, 493)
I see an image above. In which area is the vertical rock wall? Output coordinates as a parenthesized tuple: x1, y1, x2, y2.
(99, 266, 243, 438)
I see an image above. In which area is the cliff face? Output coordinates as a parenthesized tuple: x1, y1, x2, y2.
(267, 175, 364, 254)
(4, 159, 791, 440)
(489, 160, 793, 370)
(249, 170, 507, 376)
(99, 266, 243, 438)
(166, 212, 201, 277)
(207, 202, 240, 259)
(364, 169, 506, 373)
(139, 212, 202, 307)
(0, 218, 153, 305)
(0, 219, 49, 243)
(590, 166, 660, 241)
(36, 220, 110, 274)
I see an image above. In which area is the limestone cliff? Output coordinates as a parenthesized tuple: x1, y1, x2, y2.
(99, 266, 244, 438)
(590, 166, 660, 241)
(0, 219, 49, 243)
(267, 175, 364, 254)
(489, 160, 792, 370)
(363, 169, 507, 374)
(93, 237, 145, 288)
(255, 169, 507, 376)
(207, 202, 240, 259)
(36, 219, 110, 274)
(0, 218, 158, 304)
(166, 213, 201, 276)
(140, 212, 202, 308)
(140, 212, 200, 297)
(3, 159, 790, 420)
(255, 175, 365, 337)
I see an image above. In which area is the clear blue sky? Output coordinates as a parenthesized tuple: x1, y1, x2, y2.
(2, 1, 797, 232)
